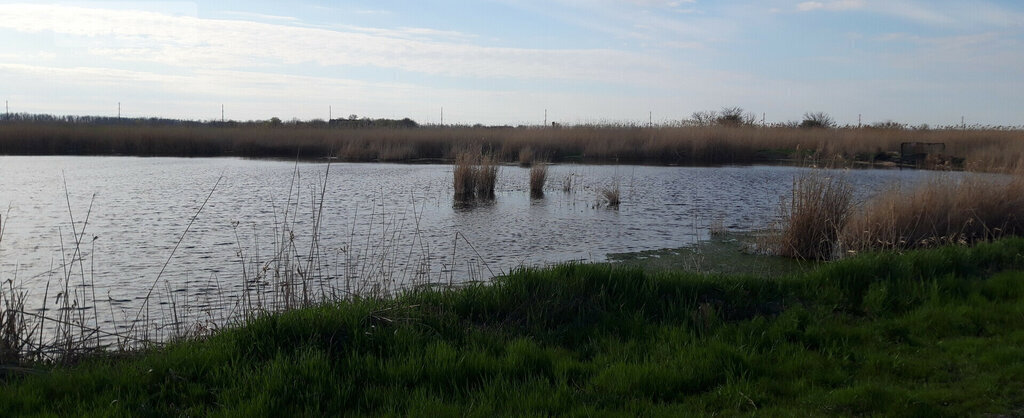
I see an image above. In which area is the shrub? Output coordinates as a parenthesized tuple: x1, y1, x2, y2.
(799, 112, 834, 129)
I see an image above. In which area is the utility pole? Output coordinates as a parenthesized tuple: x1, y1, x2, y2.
(762, 112, 766, 126)
(329, 106, 332, 121)
(858, 114, 861, 128)
(440, 106, 444, 126)
(5, 100, 8, 119)
(961, 115, 965, 130)
(118, 102, 121, 119)
(221, 104, 225, 122)
(544, 109, 547, 127)
(649, 111, 652, 128)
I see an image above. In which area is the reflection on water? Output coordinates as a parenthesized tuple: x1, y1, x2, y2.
(0, 156, 959, 335)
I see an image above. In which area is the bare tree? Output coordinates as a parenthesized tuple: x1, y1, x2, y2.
(689, 110, 718, 126)
(716, 107, 757, 126)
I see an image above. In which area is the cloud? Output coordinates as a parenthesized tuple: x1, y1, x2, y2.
(796, 0, 1024, 28)
(796, 0, 865, 12)
(0, 3, 674, 83)
(219, 11, 301, 23)
(494, 0, 723, 48)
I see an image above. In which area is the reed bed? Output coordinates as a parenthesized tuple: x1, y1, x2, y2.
(3, 121, 1024, 171)
(842, 175, 1024, 252)
(773, 169, 1024, 259)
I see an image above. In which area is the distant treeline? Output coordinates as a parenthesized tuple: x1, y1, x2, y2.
(0, 113, 419, 129)
(1, 113, 1023, 172)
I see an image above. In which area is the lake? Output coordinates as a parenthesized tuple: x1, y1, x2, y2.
(0, 156, 953, 338)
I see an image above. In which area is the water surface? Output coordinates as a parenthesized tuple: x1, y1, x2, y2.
(0, 156, 952, 335)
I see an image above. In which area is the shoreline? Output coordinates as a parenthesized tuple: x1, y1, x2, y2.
(2, 238, 1023, 415)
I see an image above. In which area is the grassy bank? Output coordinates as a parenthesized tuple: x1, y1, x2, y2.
(2, 121, 1023, 170)
(3, 238, 1024, 415)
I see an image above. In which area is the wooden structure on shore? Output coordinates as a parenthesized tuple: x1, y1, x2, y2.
(900, 142, 945, 168)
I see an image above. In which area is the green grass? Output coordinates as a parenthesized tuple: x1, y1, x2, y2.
(3, 238, 1024, 416)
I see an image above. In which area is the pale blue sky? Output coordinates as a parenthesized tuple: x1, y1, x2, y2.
(1, 0, 1021, 125)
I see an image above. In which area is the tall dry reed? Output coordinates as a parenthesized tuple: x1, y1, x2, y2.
(452, 151, 499, 200)
(842, 175, 1024, 252)
(453, 152, 477, 199)
(772, 173, 854, 260)
(773, 169, 1024, 259)
(476, 154, 498, 198)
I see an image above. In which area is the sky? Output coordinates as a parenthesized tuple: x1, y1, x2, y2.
(0, 0, 1021, 126)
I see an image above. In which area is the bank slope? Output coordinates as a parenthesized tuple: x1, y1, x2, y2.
(2, 238, 1024, 416)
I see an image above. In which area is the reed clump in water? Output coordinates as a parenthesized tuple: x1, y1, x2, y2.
(601, 183, 621, 208)
(475, 154, 498, 198)
(772, 173, 854, 260)
(453, 152, 477, 199)
(453, 151, 499, 200)
(529, 162, 547, 197)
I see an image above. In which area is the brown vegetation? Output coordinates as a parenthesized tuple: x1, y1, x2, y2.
(771, 173, 854, 260)
(3, 121, 1023, 171)
(773, 170, 1024, 259)
(529, 162, 547, 196)
(601, 183, 621, 208)
(842, 175, 1024, 252)
(453, 151, 499, 200)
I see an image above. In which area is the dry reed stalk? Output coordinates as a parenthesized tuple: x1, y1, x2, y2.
(453, 151, 476, 199)
(561, 171, 581, 194)
(529, 162, 547, 196)
(709, 216, 727, 237)
(774, 172, 853, 260)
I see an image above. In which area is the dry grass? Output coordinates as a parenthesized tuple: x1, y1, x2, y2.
(772, 173, 854, 260)
(3, 122, 1024, 171)
(842, 175, 1024, 252)
(529, 162, 547, 196)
